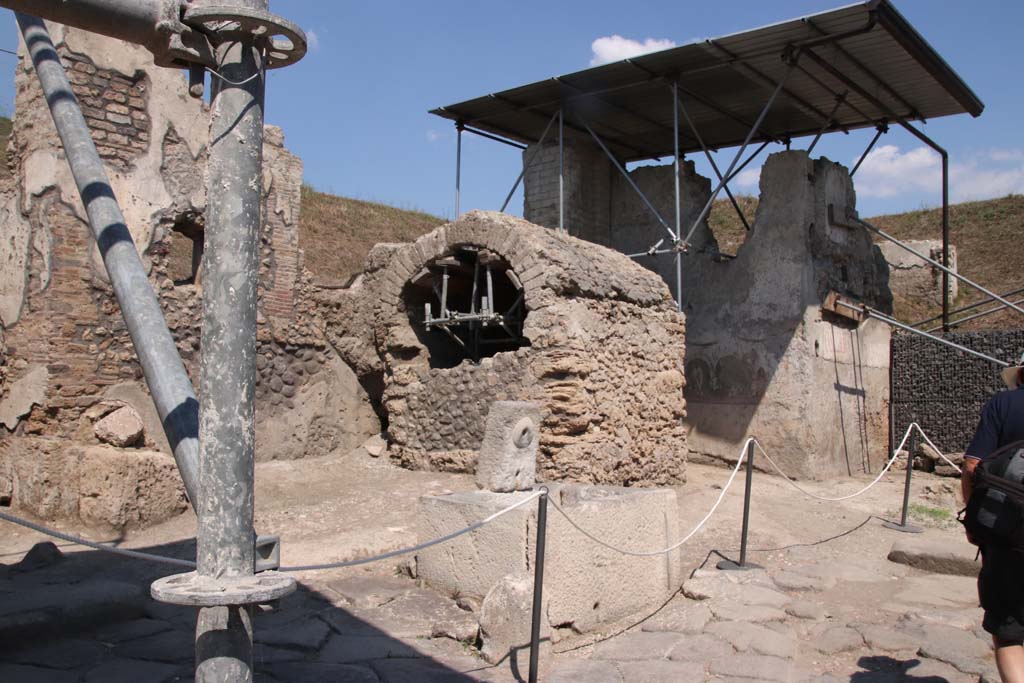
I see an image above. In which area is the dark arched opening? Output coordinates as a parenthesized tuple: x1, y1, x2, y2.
(403, 245, 530, 369)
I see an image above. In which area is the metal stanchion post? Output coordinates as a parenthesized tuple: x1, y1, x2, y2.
(528, 489, 548, 683)
(718, 440, 762, 570)
(884, 429, 923, 533)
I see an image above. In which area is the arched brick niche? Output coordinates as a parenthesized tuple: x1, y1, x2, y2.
(333, 211, 688, 485)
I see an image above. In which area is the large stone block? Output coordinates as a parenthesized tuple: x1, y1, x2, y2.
(475, 401, 540, 492)
(416, 490, 534, 600)
(416, 483, 681, 637)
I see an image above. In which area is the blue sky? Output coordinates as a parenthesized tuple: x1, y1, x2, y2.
(3, 1, 1022, 219)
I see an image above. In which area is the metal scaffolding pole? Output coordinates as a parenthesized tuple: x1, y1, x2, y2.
(499, 110, 557, 214)
(672, 82, 683, 312)
(577, 115, 676, 242)
(455, 122, 463, 219)
(559, 107, 565, 232)
(682, 64, 794, 247)
(850, 123, 887, 177)
(832, 207, 1024, 319)
(15, 13, 201, 505)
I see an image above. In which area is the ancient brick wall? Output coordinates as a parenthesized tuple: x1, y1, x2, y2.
(878, 240, 958, 308)
(892, 330, 1024, 452)
(0, 24, 379, 529)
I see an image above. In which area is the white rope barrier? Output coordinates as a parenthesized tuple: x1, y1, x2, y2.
(913, 424, 962, 474)
(0, 424, 959, 570)
(753, 423, 917, 502)
(0, 509, 196, 568)
(546, 438, 752, 557)
(280, 490, 544, 571)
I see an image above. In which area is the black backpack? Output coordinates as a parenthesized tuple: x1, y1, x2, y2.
(960, 440, 1024, 548)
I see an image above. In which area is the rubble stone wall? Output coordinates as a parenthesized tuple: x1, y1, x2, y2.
(878, 240, 958, 307)
(0, 25, 379, 530)
(329, 210, 688, 486)
(525, 144, 895, 479)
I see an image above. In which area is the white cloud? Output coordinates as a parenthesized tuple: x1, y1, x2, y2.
(853, 144, 1024, 202)
(590, 35, 677, 67)
(426, 129, 442, 143)
(306, 29, 320, 52)
(734, 167, 761, 189)
(851, 144, 941, 198)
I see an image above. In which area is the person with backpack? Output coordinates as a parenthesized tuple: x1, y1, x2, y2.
(962, 352, 1024, 682)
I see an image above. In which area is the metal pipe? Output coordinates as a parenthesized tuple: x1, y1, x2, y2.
(834, 300, 1010, 367)
(558, 108, 564, 232)
(463, 125, 527, 150)
(739, 440, 755, 566)
(682, 64, 794, 246)
(806, 93, 846, 156)
(674, 89, 751, 232)
(887, 335, 895, 474)
(913, 286, 1024, 328)
(578, 116, 676, 242)
(671, 83, 684, 311)
(851, 124, 887, 177)
(528, 490, 548, 683)
(499, 110, 558, 214)
(927, 298, 1024, 334)
(16, 13, 200, 506)
(848, 213, 1024, 320)
(455, 122, 463, 219)
(5, 0, 182, 54)
(899, 429, 916, 528)
(195, 1, 268, 676)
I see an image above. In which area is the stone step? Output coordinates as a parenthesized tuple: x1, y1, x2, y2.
(887, 537, 980, 577)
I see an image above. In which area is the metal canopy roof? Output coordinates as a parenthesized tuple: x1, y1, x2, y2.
(430, 0, 983, 162)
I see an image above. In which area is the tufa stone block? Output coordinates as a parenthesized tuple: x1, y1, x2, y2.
(475, 401, 540, 492)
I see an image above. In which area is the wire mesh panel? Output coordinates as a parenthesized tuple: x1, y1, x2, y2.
(891, 330, 1024, 452)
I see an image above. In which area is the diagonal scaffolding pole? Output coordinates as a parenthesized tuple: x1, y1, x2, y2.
(16, 13, 200, 506)
(681, 63, 794, 247)
(673, 86, 751, 232)
(836, 208, 1024, 320)
(499, 110, 558, 213)
(850, 123, 887, 177)
(577, 114, 677, 243)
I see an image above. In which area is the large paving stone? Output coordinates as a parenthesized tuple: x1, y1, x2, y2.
(82, 658, 181, 683)
(265, 662, 380, 682)
(13, 637, 108, 669)
(785, 600, 826, 621)
(254, 615, 331, 651)
(709, 600, 787, 623)
(319, 634, 426, 663)
(0, 664, 79, 682)
(264, 663, 380, 683)
(810, 625, 864, 654)
(370, 657, 506, 682)
(640, 600, 711, 634)
(251, 644, 306, 663)
(667, 633, 734, 662)
(682, 576, 789, 608)
(771, 569, 836, 591)
(709, 653, 794, 682)
(546, 659, 624, 683)
(113, 628, 194, 663)
(590, 631, 683, 661)
(916, 622, 994, 675)
(94, 617, 173, 644)
(707, 621, 798, 659)
(892, 574, 978, 609)
(854, 623, 920, 652)
(353, 589, 478, 641)
(318, 608, 382, 638)
(326, 574, 414, 609)
(616, 659, 704, 682)
(888, 537, 980, 577)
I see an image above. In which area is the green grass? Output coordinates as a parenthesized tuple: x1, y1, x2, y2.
(298, 184, 445, 285)
(908, 502, 954, 523)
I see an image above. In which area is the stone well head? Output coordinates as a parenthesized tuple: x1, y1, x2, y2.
(356, 210, 688, 486)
